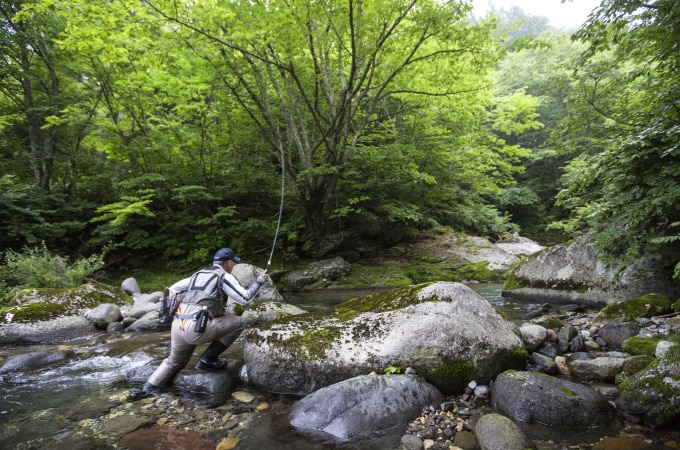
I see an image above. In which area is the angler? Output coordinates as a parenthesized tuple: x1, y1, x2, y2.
(129, 247, 268, 400)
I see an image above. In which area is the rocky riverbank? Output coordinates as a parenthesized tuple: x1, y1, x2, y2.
(21, 303, 677, 450)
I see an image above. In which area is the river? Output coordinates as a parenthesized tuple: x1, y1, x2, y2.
(0, 284, 672, 449)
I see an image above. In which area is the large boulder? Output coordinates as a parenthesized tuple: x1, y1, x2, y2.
(502, 235, 680, 306)
(490, 371, 616, 428)
(239, 301, 307, 326)
(289, 374, 443, 441)
(0, 350, 74, 375)
(0, 281, 132, 345)
(243, 282, 527, 396)
(279, 257, 352, 291)
(231, 263, 284, 302)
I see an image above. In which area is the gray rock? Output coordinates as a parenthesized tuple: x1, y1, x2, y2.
(503, 234, 680, 306)
(529, 352, 557, 374)
(0, 350, 74, 374)
(400, 434, 424, 450)
(557, 324, 578, 353)
(123, 300, 159, 319)
(121, 277, 141, 295)
(490, 371, 615, 428)
(453, 430, 478, 449)
(0, 316, 96, 345)
(617, 347, 680, 427)
(475, 413, 529, 450)
(289, 374, 443, 440)
(519, 323, 547, 352)
(127, 363, 240, 407)
(85, 303, 122, 329)
(244, 282, 526, 396)
(536, 341, 559, 358)
(239, 301, 307, 325)
(599, 321, 641, 350)
(280, 257, 351, 291)
(568, 356, 628, 382)
(656, 340, 677, 359)
(231, 263, 284, 302)
(107, 322, 125, 332)
(125, 310, 166, 332)
(132, 292, 163, 304)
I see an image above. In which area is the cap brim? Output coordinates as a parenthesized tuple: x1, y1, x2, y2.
(233, 256, 241, 262)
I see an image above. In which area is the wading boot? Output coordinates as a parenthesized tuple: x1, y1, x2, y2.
(128, 381, 157, 401)
(195, 341, 228, 371)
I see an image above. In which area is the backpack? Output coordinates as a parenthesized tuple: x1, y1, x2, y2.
(158, 287, 182, 327)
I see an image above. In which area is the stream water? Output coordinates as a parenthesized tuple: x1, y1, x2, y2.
(0, 284, 673, 449)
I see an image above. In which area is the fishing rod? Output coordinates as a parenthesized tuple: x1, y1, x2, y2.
(265, 145, 285, 274)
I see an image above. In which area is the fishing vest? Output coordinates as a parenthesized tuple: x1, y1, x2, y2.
(181, 266, 228, 317)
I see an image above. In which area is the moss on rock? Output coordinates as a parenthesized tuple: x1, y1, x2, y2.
(421, 357, 476, 393)
(596, 293, 672, 322)
(617, 338, 680, 427)
(615, 355, 656, 384)
(621, 336, 664, 356)
(0, 282, 131, 324)
(502, 270, 522, 291)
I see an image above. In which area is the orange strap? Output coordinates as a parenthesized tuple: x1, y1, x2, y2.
(176, 304, 185, 331)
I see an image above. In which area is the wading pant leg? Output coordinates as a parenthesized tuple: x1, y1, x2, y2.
(203, 314, 245, 349)
(147, 320, 197, 388)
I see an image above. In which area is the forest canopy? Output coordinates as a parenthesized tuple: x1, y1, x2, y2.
(0, 0, 678, 278)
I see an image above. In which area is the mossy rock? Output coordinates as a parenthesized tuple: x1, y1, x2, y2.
(540, 315, 564, 330)
(0, 281, 131, 324)
(245, 282, 525, 396)
(421, 357, 476, 393)
(618, 358, 680, 427)
(621, 336, 664, 356)
(595, 293, 672, 322)
(614, 355, 656, 385)
(333, 262, 412, 289)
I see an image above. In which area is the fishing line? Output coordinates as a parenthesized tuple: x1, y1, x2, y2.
(265, 146, 285, 274)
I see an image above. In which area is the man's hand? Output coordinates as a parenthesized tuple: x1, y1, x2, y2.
(257, 273, 269, 284)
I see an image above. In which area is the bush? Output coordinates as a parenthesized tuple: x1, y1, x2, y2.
(0, 243, 105, 307)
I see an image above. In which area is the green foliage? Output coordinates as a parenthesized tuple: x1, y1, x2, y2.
(0, 0, 575, 270)
(383, 365, 402, 374)
(0, 243, 105, 306)
(0, 175, 92, 251)
(91, 189, 156, 225)
(554, 0, 680, 268)
(492, 30, 587, 241)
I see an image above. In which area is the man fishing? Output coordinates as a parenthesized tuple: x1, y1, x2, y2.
(129, 247, 268, 400)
